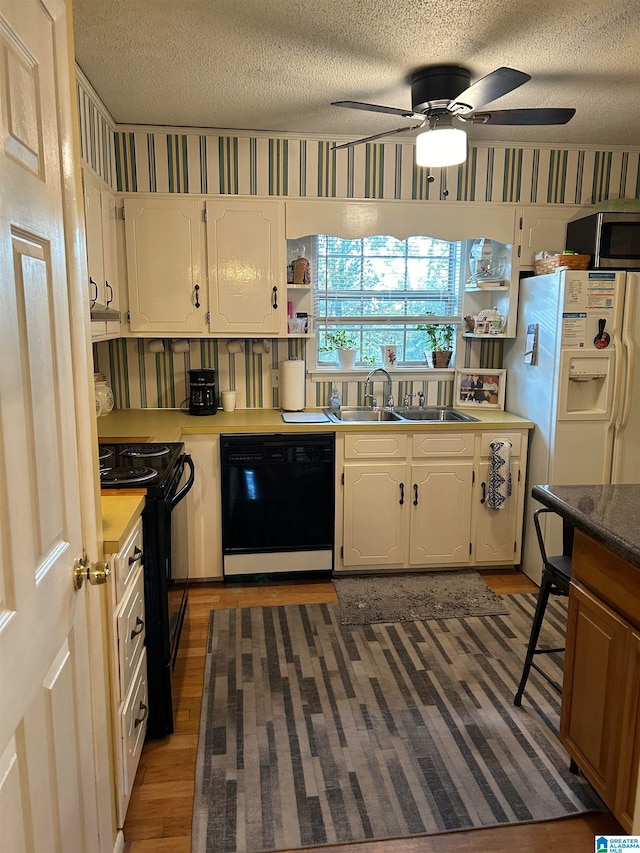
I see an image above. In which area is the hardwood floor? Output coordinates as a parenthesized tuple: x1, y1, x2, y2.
(123, 573, 624, 852)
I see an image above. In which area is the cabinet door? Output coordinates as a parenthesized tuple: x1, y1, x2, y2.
(172, 435, 222, 580)
(342, 463, 406, 567)
(206, 199, 286, 336)
(83, 169, 107, 338)
(124, 197, 207, 333)
(409, 462, 472, 565)
(615, 629, 640, 832)
(560, 583, 629, 807)
(473, 460, 521, 564)
(101, 187, 121, 337)
(518, 206, 579, 269)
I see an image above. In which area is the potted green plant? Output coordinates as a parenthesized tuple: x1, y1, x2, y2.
(319, 330, 357, 369)
(417, 322, 455, 368)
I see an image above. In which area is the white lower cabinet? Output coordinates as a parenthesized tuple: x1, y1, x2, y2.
(409, 461, 473, 565)
(172, 435, 223, 580)
(336, 428, 528, 573)
(105, 515, 148, 828)
(343, 462, 407, 567)
(473, 431, 527, 565)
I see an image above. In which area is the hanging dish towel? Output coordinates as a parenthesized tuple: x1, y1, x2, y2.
(487, 440, 512, 510)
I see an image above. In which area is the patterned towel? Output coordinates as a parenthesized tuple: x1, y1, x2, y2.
(487, 440, 512, 510)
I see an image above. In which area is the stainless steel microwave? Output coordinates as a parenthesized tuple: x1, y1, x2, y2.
(566, 211, 640, 269)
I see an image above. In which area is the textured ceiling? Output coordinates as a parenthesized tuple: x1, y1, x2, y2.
(72, 0, 640, 147)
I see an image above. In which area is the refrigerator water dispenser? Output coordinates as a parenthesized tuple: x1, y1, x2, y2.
(558, 353, 612, 419)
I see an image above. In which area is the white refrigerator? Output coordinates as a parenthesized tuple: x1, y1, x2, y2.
(503, 269, 640, 583)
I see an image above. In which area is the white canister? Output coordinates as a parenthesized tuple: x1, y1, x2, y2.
(94, 373, 114, 417)
(280, 359, 306, 411)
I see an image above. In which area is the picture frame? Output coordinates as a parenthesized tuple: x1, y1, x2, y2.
(454, 369, 506, 410)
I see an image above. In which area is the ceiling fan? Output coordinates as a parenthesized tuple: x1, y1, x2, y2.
(331, 65, 576, 167)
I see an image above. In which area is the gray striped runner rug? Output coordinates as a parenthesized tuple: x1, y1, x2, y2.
(192, 595, 603, 852)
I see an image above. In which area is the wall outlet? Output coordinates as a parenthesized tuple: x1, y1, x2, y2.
(272, 370, 279, 388)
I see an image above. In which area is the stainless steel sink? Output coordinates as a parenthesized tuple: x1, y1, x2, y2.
(324, 406, 403, 423)
(324, 405, 478, 423)
(395, 407, 479, 422)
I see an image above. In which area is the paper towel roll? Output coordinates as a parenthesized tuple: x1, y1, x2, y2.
(280, 359, 306, 411)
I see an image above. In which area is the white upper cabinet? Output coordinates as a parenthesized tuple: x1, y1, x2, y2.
(206, 199, 286, 336)
(124, 197, 208, 334)
(83, 169, 121, 340)
(518, 206, 583, 269)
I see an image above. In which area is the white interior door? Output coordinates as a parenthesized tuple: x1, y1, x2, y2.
(0, 0, 102, 849)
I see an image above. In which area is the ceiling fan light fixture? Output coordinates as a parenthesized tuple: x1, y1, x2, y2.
(415, 126, 467, 168)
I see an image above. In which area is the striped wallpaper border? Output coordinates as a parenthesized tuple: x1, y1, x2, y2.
(76, 73, 640, 205)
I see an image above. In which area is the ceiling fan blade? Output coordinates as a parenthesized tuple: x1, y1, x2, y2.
(468, 107, 576, 125)
(332, 100, 423, 119)
(449, 67, 530, 114)
(331, 123, 424, 150)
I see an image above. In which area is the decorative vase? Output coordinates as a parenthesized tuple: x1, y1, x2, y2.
(431, 350, 452, 369)
(337, 348, 356, 370)
(380, 345, 398, 369)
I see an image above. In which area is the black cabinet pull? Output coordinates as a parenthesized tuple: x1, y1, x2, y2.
(128, 545, 143, 566)
(89, 276, 98, 307)
(134, 701, 148, 728)
(130, 615, 144, 639)
(480, 482, 486, 504)
(194, 284, 201, 308)
(272, 285, 278, 309)
(399, 482, 404, 505)
(413, 483, 419, 506)
(105, 280, 113, 306)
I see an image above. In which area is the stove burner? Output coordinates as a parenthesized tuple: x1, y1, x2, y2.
(119, 444, 172, 459)
(98, 447, 113, 461)
(101, 466, 159, 485)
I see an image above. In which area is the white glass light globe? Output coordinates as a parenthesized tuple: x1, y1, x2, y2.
(415, 127, 467, 167)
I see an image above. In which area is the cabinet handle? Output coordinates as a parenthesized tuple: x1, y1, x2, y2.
(480, 482, 486, 504)
(89, 276, 98, 307)
(134, 701, 148, 728)
(272, 285, 278, 309)
(105, 280, 113, 306)
(194, 284, 201, 308)
(130, 615, 145, 639)
(399, 482, 404, 505)
(128, 545, 143, 566)
(413, 483, 419, 506)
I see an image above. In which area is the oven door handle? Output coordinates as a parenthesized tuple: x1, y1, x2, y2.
(170, 454, 195, 509)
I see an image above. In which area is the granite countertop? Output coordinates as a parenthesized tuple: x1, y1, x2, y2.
(532, 484, 640, 569)
(98, 407, 534, 442)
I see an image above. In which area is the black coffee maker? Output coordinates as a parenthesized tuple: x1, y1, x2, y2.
(188, 368, 217, 416)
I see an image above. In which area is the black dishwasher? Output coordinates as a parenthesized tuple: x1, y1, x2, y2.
(221, 433, 335, 579)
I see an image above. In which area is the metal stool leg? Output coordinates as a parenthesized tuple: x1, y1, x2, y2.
(514, 571, 553, 706)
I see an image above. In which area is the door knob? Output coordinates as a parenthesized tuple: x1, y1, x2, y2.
(73, 552, 111, 590)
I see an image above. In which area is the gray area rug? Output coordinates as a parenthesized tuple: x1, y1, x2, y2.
(192, 595, 603, 853)
(333, 570, 509, 624)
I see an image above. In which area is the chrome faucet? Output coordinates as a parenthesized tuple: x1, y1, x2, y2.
(417, 390, 425, 410)
(365, 367, 394, 410)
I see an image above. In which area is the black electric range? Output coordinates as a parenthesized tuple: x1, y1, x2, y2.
(99, 441, 195, 739)
(99, 442, 185, 493)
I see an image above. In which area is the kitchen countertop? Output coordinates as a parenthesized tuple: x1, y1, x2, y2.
(101, 495, 145, 554)
(98, 406, 534, 442)
(532, 484, 640, 569)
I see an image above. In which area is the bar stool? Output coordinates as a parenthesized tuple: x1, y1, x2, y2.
(514, 507, 572, 707)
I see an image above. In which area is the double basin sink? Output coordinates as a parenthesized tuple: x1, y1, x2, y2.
(324, 406, 479, 424)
